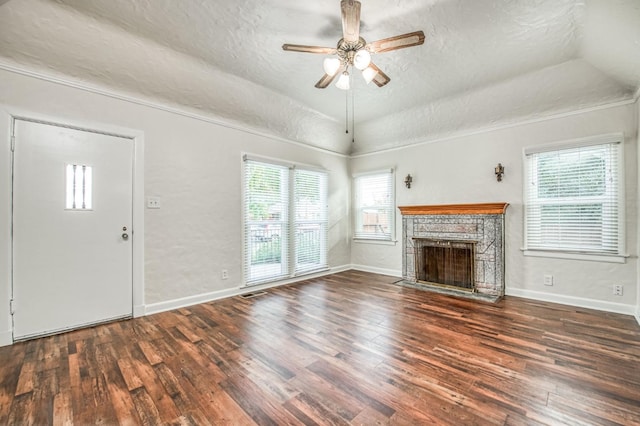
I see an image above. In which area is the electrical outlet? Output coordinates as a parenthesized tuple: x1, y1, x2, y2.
(613, 284, 623, 296)
(543, 275, 554, 286)
(146, 197, 161, 209)
(221, 269, 228, 280)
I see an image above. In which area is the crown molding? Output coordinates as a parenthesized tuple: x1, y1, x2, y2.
(1, 60, 634, 161)
(0, 60, 349, 158)
(351, 97, 638, 158)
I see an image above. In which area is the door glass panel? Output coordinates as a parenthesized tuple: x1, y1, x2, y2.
(65, 164, 92, 210)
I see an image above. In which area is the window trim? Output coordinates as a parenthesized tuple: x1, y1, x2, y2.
(522, 133, 626, 262)
(352, 168, 396, 242)
(521, 249, 628, 264)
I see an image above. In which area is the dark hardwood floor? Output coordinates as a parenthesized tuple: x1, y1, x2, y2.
(1, 270, 639, 425)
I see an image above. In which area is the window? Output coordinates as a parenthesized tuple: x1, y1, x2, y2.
(294, 169, 328, 275)
(524, 136, 623, 258)
(65, 164, 92, 210)
(353, 169, 395, 241)
(243, 156, 328, 285)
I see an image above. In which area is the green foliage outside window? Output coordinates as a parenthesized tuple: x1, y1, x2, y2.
(537, 151, 605, 198)
(247, 164, 284, 221)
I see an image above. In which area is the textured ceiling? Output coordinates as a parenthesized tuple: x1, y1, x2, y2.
(0, 0, 639, 155)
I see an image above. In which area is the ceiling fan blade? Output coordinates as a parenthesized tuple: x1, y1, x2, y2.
(368, 63, 390, 87)
(314, 72, 339, 89)
(282, 44, 337, 54)
(366, 31, 425, 54)
(316, 63, 348, 88)
(341, 0, 361, 43)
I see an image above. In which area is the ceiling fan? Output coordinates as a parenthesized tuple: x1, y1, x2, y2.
(282, 0, 425, 90)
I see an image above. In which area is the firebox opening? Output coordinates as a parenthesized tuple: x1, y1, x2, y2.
(414, 239, 476, 292)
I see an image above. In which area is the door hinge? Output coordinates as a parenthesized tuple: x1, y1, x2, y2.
(10, 135, 15, 152)
(9, 299, 15, 315)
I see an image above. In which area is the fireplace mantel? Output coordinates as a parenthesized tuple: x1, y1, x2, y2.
(399, 203, 509, 216)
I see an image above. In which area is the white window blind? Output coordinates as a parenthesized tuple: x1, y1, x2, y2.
(294, 169, 328, 275)
(354, 170, 395, 240)
(524, 140, 623, 255)
(243, 157, 328, 285)
(243, 160, 289, 283)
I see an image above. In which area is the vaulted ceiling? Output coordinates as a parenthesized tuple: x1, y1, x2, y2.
(0, 0, 639, 155)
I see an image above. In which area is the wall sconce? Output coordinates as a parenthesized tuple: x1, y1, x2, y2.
(495, 163, 504, 182)
(404, 174, 413, 188)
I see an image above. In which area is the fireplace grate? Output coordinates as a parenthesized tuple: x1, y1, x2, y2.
(415, 239, 475, 291)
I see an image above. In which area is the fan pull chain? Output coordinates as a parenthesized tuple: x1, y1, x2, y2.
(351, 85, 355, 143)
(345, 88, 349, 134)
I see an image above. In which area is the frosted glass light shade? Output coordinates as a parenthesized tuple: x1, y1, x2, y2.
(353, 49, 371, 70)
(362, 66, 378, 84)
(323, 57, 341, 76)
(335, 72, 350, 90)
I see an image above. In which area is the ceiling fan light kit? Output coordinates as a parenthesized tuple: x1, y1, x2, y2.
(323, 57, 342, 77)
(353, 48, 371, 70)
(336, 72, 351, 90)
(362, 66, 377, 84)
(282, 0, 425, 90)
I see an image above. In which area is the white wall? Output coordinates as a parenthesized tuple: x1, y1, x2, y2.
(0, 67, 636, 347)
(351, 103, 638, 315)
(0, 69, 351, 345)
(636, 98, 640, 324)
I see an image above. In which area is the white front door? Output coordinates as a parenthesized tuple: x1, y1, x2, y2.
(12, 119, 134, 340)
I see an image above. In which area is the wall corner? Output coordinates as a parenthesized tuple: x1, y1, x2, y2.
(0, 330, 12, 347)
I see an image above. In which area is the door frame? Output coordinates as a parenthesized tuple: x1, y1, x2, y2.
(0, 107, 145, 346)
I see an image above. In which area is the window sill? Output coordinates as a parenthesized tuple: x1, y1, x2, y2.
(353, 238, 398, 246)
(522, 249, 628, 264)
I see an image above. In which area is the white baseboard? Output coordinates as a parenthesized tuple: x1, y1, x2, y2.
(144, 287, 240, 316)
(506, 287, 636, 316)
(2, 269, 637, 347)
(132, 305, 145, 318)
(0, 329, 12, 347)
(350, 264, 402, 278)
(324, 264, 352, 275)
(144, 264, 352, 316)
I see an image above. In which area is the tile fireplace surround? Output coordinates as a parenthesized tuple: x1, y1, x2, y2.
(399, 203, 509, 301)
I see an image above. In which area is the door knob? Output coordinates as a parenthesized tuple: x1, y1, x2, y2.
(122, 233, 129, 240)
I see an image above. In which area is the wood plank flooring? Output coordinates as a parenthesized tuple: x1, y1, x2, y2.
(1, 270, 639, 425)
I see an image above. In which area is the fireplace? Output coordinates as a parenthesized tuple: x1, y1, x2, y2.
(415, 239, 475, 291)
(399, 203, 508, 300)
